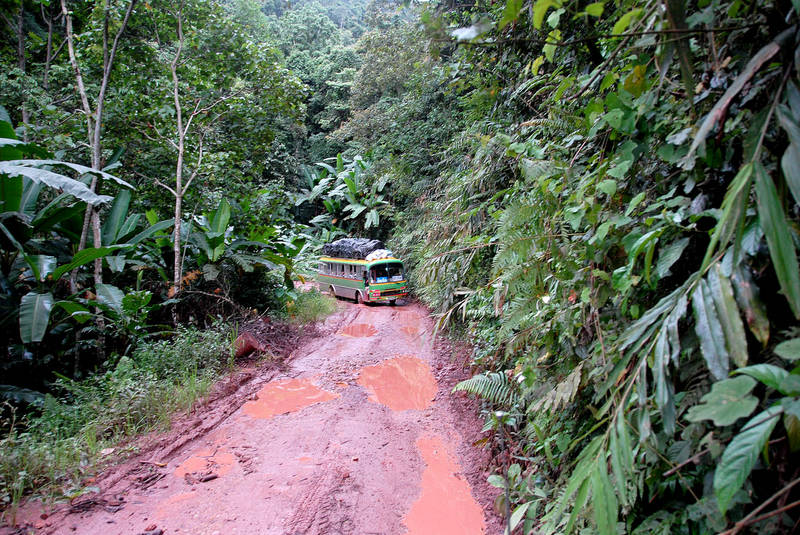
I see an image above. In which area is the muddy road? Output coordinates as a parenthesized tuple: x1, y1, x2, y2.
(18, 301, 501, 535)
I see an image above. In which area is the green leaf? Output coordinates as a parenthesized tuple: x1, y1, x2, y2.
(612, 8, 643, 35)
(19, 291, 54, 343)
(754, 162, 800, 319)
(95, 283, 125, 315)
(781, 143, 800, 207)
(779, 375, 800, 396)
(708, 265, 748, 368)
(498, 0, 523, 30)
(775, 338, 800, 361)
(101, 190, 132, 245)
(509, 502, 530, 533)
(53, 300, 91, 324)
(685, 376, 758, 426)
(25, 255, 57, 282)
(732, 266, 770, 346)
(597, 179, 617, 196)
(532, 0, 562, 29)
(585, 2, 604, 17)
(625, 192, 646, 216)
(591, 464, 617, 535)
(656, 238, 689, 279)
(1, 163, 111, 205)
(51, 246, 125, 281)
(735, 364, 788, 392)
(692, 280, 729, 380)
(714, 406, 782, 514)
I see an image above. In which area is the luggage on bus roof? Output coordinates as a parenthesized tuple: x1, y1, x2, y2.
(322, 238, 386, 259)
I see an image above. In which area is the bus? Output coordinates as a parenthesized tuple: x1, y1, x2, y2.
(317, 255, 408, 305)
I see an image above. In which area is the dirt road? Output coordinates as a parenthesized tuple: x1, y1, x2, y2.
(16, 301, 501, 534)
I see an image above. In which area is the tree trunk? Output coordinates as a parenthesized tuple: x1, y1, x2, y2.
(17, 6, 30, 141)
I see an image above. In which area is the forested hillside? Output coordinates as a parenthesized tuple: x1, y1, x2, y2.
(3, 0, 800, 533)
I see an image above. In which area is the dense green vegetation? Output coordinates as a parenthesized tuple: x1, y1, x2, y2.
(3, 0, 800, 532)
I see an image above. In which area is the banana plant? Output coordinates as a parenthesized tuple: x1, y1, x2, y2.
(100, 190, 175, 272)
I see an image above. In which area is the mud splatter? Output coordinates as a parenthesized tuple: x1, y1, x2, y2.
(174, 449, 236, 479)
(339, 323, 377, 337)
(357, 356, 437, 411)
(404, 435, 486, 535)
(242, 377, 339, 419)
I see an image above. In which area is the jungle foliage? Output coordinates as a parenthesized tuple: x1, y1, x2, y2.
(355, 0, 800, 533)
(4, 0, 800, 532)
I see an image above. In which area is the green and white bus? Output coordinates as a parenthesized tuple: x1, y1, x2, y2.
(317, 255, 408, 305)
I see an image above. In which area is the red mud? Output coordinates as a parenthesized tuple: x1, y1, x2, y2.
(241, 377, 338, 419)
(404, 435, 487, 535)
(358, 355, 438, 411)
(6, 300, 501, 535)
(339, 322, 378, 337)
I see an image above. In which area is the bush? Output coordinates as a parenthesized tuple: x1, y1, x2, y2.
(0, 324, 235, 514)
(285, 289, 337, 324)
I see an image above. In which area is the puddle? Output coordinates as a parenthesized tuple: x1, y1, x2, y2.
(404, 435, 486, 535)
(357, 356, 437, 411)
(339, 323, 378, 337)
(174, 449, 236, 478)
(242, 377, 339, 419)
(400, 326, 419, 336)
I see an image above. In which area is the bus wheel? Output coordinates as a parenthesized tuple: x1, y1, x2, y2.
(356, 291, 364, 305)
(328, 285, 337, 298)
(390, 299, 397, 306)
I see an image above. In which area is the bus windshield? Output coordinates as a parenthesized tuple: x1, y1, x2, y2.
(370, 262, 404, 283)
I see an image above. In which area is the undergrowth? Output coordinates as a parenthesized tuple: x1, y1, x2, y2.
(285, 288, 337, 324)
(0, 324, 235, 519)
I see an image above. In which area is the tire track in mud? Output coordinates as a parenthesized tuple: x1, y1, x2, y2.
(10, 301, 500, 535)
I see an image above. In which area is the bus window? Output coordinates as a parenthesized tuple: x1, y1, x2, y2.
(370, 265, 389, 283)
(387, 262, 404, 282)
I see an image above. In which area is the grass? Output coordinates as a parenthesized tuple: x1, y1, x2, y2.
(0, 323, 235, 522)
(286, 288, 337, 324)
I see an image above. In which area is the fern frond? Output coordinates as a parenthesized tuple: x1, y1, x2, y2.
(453, 371, 519, 407)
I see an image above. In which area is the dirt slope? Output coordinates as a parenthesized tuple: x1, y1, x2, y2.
(11, 301, 501, 535)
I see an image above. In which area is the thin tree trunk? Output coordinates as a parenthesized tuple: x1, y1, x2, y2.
(170, 3, 185, 297)
(42, 3, 53, 90)
(17, 6, 30, 141)
(61, 0, 137, 293)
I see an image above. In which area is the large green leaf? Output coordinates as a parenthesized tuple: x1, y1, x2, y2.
(685, 376, 758, 426)
(708, 265, 748, 367)
(102, 189, 132, 245)
(498, 0, 523, 29)
(714, 406, 782, 515)
(24, 255, 57, 282)
(692, 280, 729, 380)
(754, 162, 800, 319)
(735, 364, 788, 392)
(0, 163, 112, 205)
(95, 283, 125, 315)
(775, 338, 800, 361)
(0, 174, 23, 212)
(19, 291, 54, 343)
(591, 464, 618, 535)
(51, 246, 126, 281)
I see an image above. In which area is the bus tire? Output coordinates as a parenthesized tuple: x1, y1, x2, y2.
(356, 291, 365, 305)
(390, 299, 396, 306)
(328, 285, 337, 298)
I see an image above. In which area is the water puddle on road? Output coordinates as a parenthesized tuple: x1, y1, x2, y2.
(339, 323, 378, 337)
(404, 435, 486, 535)
(357, 356, 437, 411)
(242, 377, 339, 419)
(174, 448, 236, 479)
